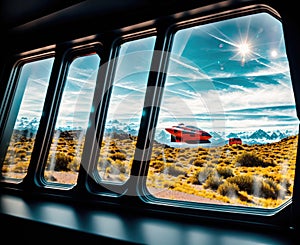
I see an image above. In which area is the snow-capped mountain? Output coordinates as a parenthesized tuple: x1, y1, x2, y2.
(155, 128, 297, 146)
(224, 128, 295, 145)
(14, 117, 297, 146)
(15, 117, 39, 133)
(105, 119, 138, 136)
(249, 129, 271, 140)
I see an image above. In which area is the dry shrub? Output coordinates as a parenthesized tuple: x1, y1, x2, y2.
(231, 144, 244, 150)
(67, 157, 81, 172)
(204, 175, 223, 190)
(98, 157, 114, 169)
(104, 160, 126, 176)
(216, 166, 234, 178)
(260, 178, 280, 199)
(53, 152, 72, 171)
(227, 174, 281, 199)
(197, 147, 208, 154)
(164, 165, 185, 177)
(197, 166, 216, 184)
(188, 157, 197, 165)
(226, 174, 254, 194)
(12, 161, 29, 173)
(192, 158, 206, 167)
(236, 152, 275, 167)
(217, 182, 239, 197)
(210, 159, 219, 164)
(1, 165, 9, 173)
(113, 159, 127, 174)
(186, 172, 200, 185)
(110, 152, 126, 161)
(177, 156, 187, 162)
(150, 160, 165, 172)
(222, 159, 231, 165)
(166, 157, 175, 163)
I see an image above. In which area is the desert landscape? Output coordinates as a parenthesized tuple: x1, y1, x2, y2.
(146, 135, 297, 208)
(1, 129, 297, 208)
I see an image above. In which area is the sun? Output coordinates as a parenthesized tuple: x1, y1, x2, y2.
(238, 42, 250, 57)
(237, 41, 251, 66)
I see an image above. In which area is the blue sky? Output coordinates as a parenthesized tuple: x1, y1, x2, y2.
(157, 12, 299, 133)
(17, 55, 99, 131)
(18, 58, 53, 123)
(16, 12, 299, 135)
(55, 55, 100, 129)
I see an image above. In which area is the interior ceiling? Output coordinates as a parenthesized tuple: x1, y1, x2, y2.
(0, 0, 212, 31)
(0, 0, 233, 51)
(0, 0, 147, 29)
(0, 0, 163, 47)
(0, 0, 82, 28)
(2, 1, 293, 38)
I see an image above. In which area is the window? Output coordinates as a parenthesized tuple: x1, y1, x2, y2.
(44, 53, 100, 185)
(95, 36, 156, 184)
(146, 12, 299, 209)
(0, 5, 298, 216)
(0, 57, 54, 182)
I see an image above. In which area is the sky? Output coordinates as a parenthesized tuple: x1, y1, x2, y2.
(16, 12, 299, 136)
(17, 55, 100, 131)
(157, 12, 299, 134)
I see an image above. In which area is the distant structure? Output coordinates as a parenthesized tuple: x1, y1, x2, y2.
(228, 137, 242, 145)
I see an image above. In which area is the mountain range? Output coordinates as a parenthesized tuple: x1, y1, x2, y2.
(14, 117, 298, 146)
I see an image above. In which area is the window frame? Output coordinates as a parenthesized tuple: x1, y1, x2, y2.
(137, 4, 298, 220)
(85, 31, 158, 197)
(34, 42, 103, 189)
(0, 2, 298, 231)
(0, 51, 55, 184)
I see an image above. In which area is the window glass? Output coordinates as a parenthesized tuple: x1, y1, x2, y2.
(1, 57, 54, 181)
(146, 13, 299, 209)
(44, 54, 100, 185)
(96, 36, 156, 183)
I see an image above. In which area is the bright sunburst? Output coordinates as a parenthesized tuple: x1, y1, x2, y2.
(237, 41, 251, 66)
(207, 28, 255, 66)
(238, 42, 250, 57)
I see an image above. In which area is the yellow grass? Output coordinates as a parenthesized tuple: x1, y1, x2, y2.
(2, 130, 298, 209)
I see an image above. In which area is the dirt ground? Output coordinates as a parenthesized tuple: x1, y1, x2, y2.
(147, 187, 226, 204)
(45, 172, 225, 204)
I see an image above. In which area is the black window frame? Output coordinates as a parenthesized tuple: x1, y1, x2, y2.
(136, 4, 300, 226)
(0, 2, 299, 232)
(0, 50, 55, 185)
(34, 42, 103, 190)
(85, 31, 158, 197)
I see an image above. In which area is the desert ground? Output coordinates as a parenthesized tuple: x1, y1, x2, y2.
(2, 130, 297, 208)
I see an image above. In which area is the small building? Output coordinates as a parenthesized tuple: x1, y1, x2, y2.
(229, 137, 242, 145)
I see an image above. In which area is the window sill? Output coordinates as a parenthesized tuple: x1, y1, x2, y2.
(0, 193, 295, 244)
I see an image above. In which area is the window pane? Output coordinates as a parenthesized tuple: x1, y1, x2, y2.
(44, 54, 100, 185)
(1, 58, 54, 181)
(146, 13, 299, 209)
(97, 36, 156, 183)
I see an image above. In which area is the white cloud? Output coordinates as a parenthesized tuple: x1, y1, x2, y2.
(219, 82, 295, 111)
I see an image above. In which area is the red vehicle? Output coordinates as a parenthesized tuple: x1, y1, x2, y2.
(165, 123, 212, 144)
(229, 137, 242, 145)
